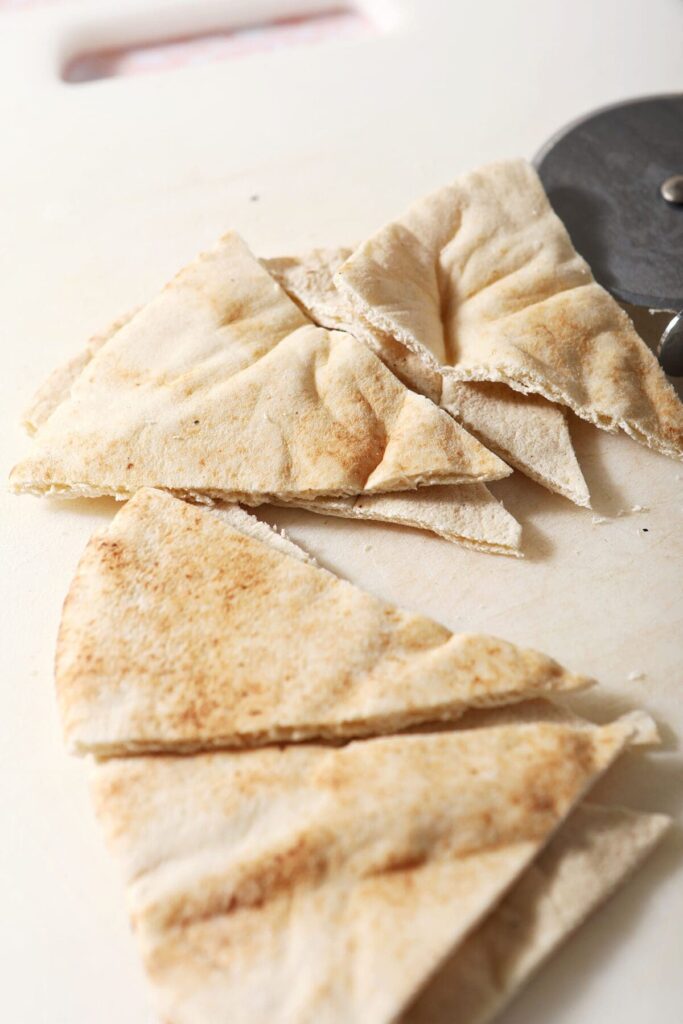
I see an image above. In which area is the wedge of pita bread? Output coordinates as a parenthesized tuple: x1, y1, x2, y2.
(441, 379, 590, 508)
(11, 232, 508, 502)
(90, 716, 643, 1024)
(23, 316, 522, 556)
(19, 325, 522, 556)
(336, 159, 683, 461)
(57, 488, 588, 756)
(266, 247, 590, 506)
(286, 483, 523, 557)
(404, 802, 670, 1024)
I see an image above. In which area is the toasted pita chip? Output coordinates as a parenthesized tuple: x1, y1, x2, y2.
(266, 247, 590, 506)
(56, 488, 588, 756)
(336, 159, 683, 460)
(288, 483, 523, 557)
(91, 716, 641, 1024)
(11, 233, 508, 502)
(405, 802, 670, 1024)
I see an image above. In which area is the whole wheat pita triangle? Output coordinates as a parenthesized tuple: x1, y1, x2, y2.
(10, 232, 508, 503)
(336, 159, 683, 461)
(266, 247, 590, 506)
(404, 801, 670, 1024)
(90, 715, 644, 1024)
(57, 488, 588, 756)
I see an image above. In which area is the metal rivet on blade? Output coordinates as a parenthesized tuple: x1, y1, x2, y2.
(660, 175, 683, 204)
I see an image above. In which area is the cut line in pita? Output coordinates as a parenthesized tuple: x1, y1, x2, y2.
(90, 714, 644, 1024)
(283, 483, 523, 557)
(266, 247, 591, 506)
(11, 232, 509, 502)
(404, 802, 670, 1024)
(56, 488, 589, 756)
(336, 159, 683, 461)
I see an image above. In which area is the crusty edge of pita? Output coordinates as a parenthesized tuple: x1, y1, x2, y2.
(403, 801, 671, 1024)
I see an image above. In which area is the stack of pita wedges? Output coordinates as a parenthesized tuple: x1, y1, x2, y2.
(58, 488, 668, 1024)
(13, 159, 683, 556)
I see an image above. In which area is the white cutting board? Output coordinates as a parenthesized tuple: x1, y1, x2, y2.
(1, 2, 682, 1022)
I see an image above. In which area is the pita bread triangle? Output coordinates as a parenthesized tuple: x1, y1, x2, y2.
(405, 801, 670, 1024)
(10, 232, 509, 502)
(266, 247, 591, 506)
(57, 488, 588, 756)
(441, 378, 590, 508)
(21, 309, 522, 555)
(90, 714, 644, 1024)
(335, 159, 683, 461)
(284, 483, 523, 557)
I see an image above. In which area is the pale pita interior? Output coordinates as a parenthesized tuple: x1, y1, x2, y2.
(286, 483, 522, 557)
(336, 159, 683, 461)
(404, 802, 670, 1024)
(57, 488, 589, 756)
(11, 232, 509, 502)
(90, 717, 641, 1024)
(440, 379, 590, 508)
(266, 246, 590, 507)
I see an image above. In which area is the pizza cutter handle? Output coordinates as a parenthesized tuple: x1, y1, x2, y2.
(659, 311, 683, 377)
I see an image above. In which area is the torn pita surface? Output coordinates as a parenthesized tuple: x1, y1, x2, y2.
(267, 247, 590, 506)
(91, 717, 641, 1024)
(288, 483, 523, 557)
(56, 488, 588, 756)
(11, 232, 508, 502)
(404, 802, 670, 1024)
(337, 159, 683, 460)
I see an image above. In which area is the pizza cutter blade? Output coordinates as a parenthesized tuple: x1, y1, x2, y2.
(535, 93, 683, 376)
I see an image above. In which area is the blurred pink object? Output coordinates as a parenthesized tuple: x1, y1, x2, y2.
(57, 9, 373, 83)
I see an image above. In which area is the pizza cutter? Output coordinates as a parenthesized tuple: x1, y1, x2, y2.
(535, 93, 683, 377)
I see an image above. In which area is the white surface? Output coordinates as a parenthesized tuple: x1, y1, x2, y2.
(1, 2, 682, 1022)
